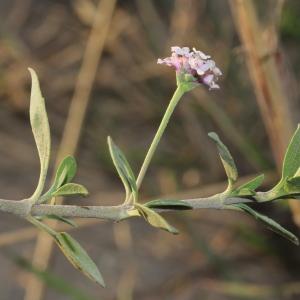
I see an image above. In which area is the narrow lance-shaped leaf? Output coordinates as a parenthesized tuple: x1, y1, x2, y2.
(208, 132, 238, 186)
(233, 174, 265, 196)
(55, 232, 105, 287)
(135, 203, 179, 234)
(287, 177, 300, 189)
(108, 136, 138, 202)
(282, 124, 300, 179)
(145, 199, 193, 210)
(52, 183, 88, 197)
(39, 156, 78, 203)
(28, 68, 51, 203)
(28, 217, 103, 286)
(27, 215, 58, 239)
(294, 166, 300, 177)
(233, 203, 299, 245)
(284, 177, 300, 196)
(53, 156, 77, 190)
(258, 125, 300, 201)
(42, 215, 77, 228)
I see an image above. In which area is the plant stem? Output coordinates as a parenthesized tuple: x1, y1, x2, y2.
(135, 85, 185, 191)
(0, 196, 252, 221)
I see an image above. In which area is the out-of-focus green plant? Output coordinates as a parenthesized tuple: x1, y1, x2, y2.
(5, 252, 96, 300)
(280, 5, 300, 40)
(0, 47, 300, 287)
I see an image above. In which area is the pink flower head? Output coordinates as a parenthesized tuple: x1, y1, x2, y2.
(158, 46, 222, 90)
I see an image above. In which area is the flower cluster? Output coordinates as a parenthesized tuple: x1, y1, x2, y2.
(158, 46, 222, 90)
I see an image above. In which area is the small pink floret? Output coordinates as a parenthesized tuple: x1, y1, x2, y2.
(158, 46, 222, 90)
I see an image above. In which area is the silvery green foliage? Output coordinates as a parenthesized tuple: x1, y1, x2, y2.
(26, 69, 104, 286)
(206, 131, 299, 245)
(1, 66, 300, 289)
(208, 132, 238, 189)
(28, 68, 51, 204)
(256, 125, 300, 202)
(107, 136, 138, 204)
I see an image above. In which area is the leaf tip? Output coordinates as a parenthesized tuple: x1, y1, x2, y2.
(293, 236, 300, 246)
(98, 278, 106, 287)
(208, 132, 218, 140)
(170, 227, 180, 235)
(81, 188, 89, 197)
(28, 67, 38, 81)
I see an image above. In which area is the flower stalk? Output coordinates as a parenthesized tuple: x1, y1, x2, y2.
(136, 85, 185, 189)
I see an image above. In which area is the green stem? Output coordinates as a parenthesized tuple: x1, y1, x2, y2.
(135, 85, 185, 192)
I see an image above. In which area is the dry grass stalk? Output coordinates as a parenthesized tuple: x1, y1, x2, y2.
(229, 0, 300, 226)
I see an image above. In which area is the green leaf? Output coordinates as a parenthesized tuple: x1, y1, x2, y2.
(208, 132, 238, 186)
(28, 217, 103, 287)
(258, 125, 300, 201)
(144, 199, 193, 210)
(107, 136, 137, 202)
(284, 177, 300, 196)
(27, 216, 58, 238)
(43, 215, 77, 228)
(233, 188, 255, 197)
(28, 68, 51, 203)
(53, 156, 77, 189)
(287, 176, 300, 188)
(55, 232, 105, 286)
(39, 156, 78, 203)
(233, 203, 299, 245)
(233, 174, 264, 196)
(52, 183, 88, 197)
(294, 166, 300, 177)
(135, 204, 179, 234)
(238, 174, 265, 191)
(282, 125, 300, 179)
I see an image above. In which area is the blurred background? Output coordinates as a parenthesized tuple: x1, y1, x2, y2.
(0, 0, 300, 299)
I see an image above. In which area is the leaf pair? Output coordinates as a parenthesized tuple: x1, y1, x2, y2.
(233, 203, 299, 245)
(108, 137, 138, 203)
(26, 69, 97, 285)
(28, 69, 87, 204)
(40, 156, 88, 203)
(106, 136, 187, 233)
(29, 217, 105, 287)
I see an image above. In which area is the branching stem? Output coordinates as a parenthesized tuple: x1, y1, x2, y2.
(0, 196, 252, 221)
